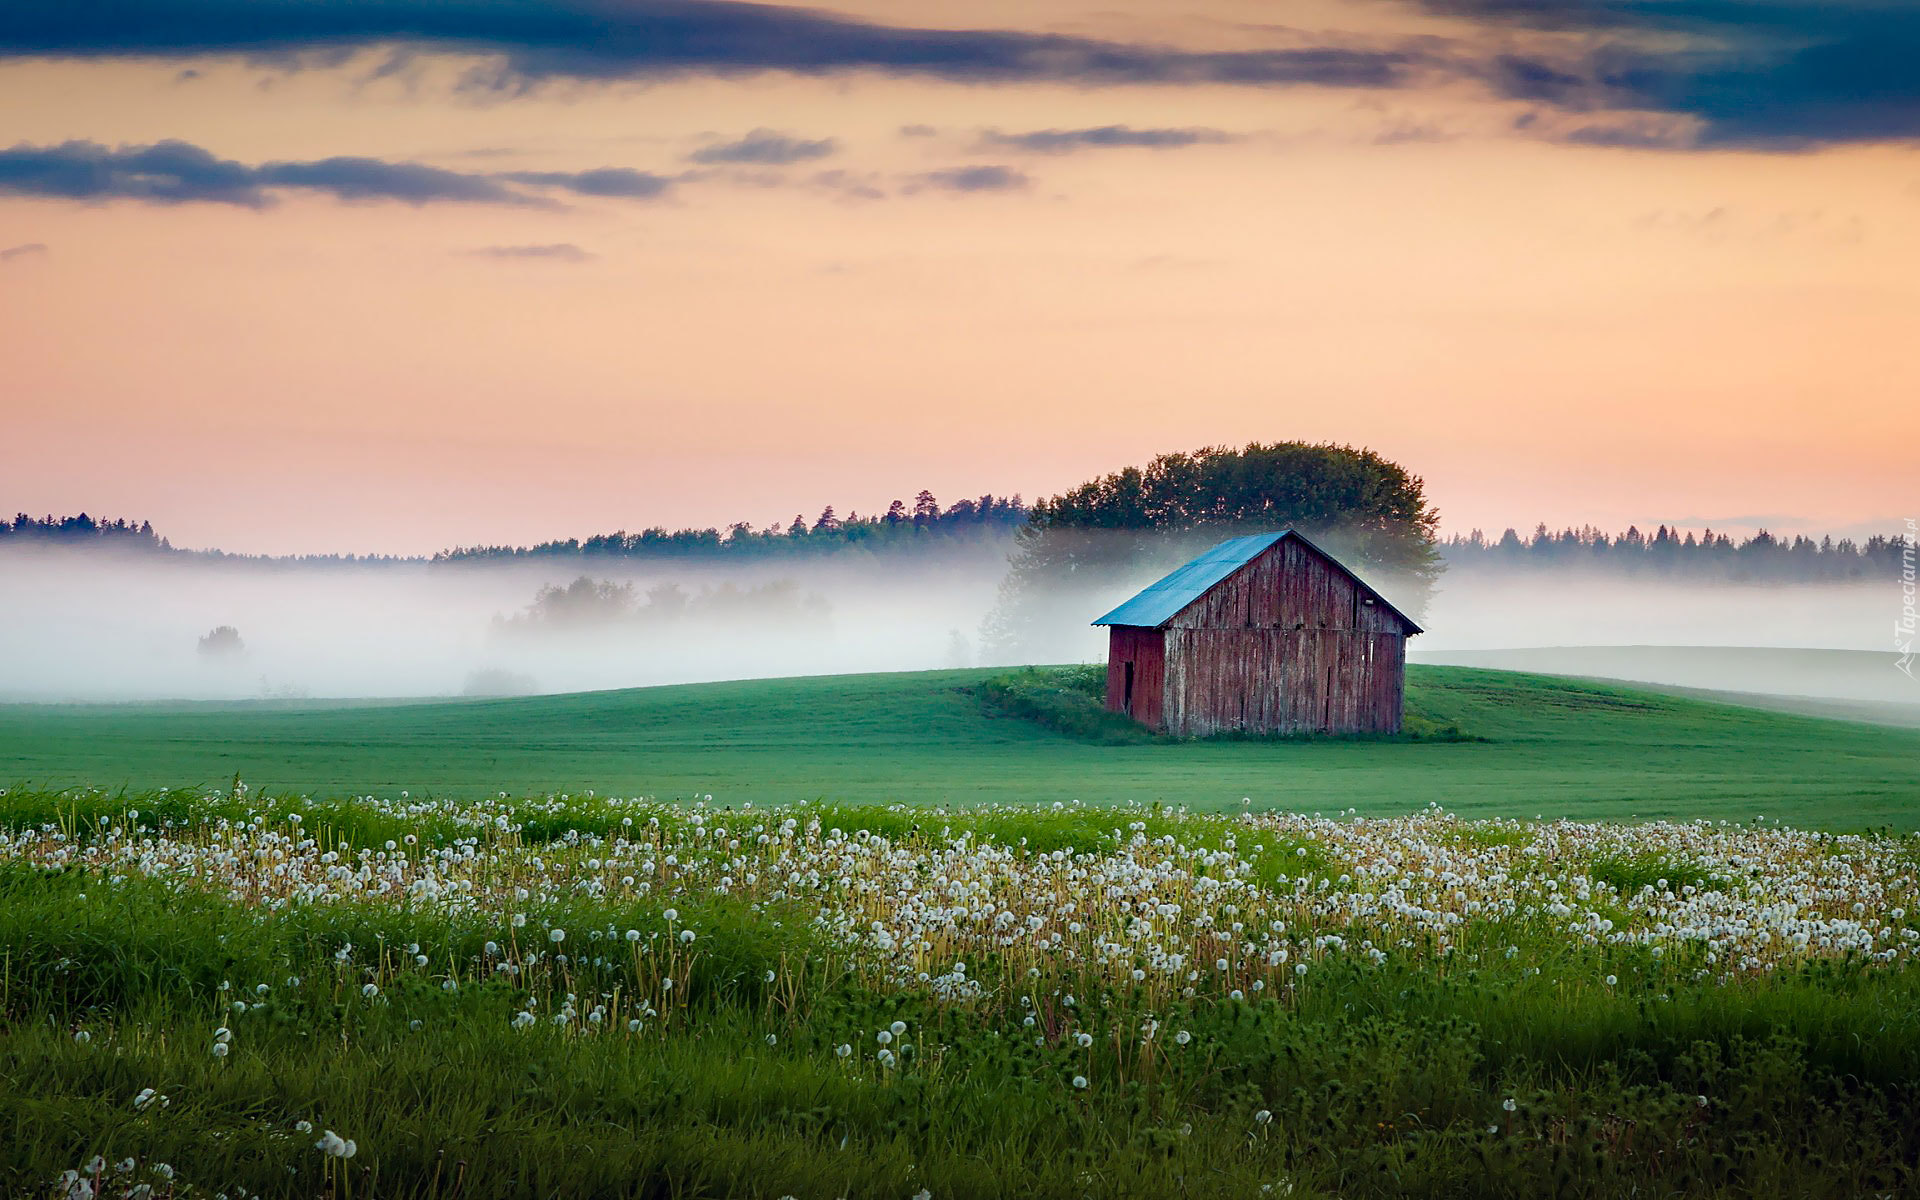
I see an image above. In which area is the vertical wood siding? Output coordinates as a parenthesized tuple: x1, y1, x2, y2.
(1104, 536, 1414, 736)
(1104, 626, 1166, 728)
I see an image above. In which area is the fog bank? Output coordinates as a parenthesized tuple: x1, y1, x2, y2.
(0, 546, 1907, 706)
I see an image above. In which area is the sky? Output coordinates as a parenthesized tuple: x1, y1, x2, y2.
(2, 0, 1916, 556)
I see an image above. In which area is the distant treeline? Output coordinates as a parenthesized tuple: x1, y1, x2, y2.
(435, 491, 1028, 562)
(2, 512, 172, 550)
(1444, 524, 1913, 582)
(11, 508, 1913, 585)
(0, 512, 410, 564)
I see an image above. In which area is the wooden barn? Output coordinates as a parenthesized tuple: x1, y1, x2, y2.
(1092, 530, 1421, 737)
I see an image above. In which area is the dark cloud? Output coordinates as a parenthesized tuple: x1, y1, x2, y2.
(908, 165, 1029, 193)
(256, 154, 524, 202)
(0, 241, 48, 260)
(0, 139, 673, 206)
(468, 242, 594, 261)
(0, 0, 1417, 90)
(5, 0, 1904, 149)
(688, 129, 837, 165)
(1429, 0, 1920, 147)
(978, 125, 1235, 153)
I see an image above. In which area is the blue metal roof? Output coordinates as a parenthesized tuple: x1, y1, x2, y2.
(1090, 528, 1425, 633)
(1091, 532, 1287, 628)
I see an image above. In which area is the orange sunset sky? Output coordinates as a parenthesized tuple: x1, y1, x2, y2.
(1, 0, 1914, 555)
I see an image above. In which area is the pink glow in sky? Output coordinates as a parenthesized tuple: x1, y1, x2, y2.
(2, 0, 1914, 554)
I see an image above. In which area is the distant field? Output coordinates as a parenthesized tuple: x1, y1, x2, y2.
(1416, 645, 1920, 724)
(3, 665, 1918, 828)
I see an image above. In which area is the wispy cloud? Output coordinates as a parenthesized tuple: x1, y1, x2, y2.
(498, 167, 674, 198)
(688, 129, 837, 166)
(905, 165, 1029, 193)
(978, 125, 1236, 154)
(0, 140, 675, 207)
(0, 241, 47, 261)
(467, 242, 594, 261)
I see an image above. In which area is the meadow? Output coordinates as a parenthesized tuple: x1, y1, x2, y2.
(4, 667, 1919, 1198)
(3, 665, 1919, 826)
(2, 789, 1917, 1198)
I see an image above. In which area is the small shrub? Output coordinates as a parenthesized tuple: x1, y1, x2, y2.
(974, 665, 1158, 745)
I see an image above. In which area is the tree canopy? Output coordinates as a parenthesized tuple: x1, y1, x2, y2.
(986, 442, 1442, 659)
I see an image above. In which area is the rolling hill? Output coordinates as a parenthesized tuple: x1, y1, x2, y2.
(4, 665, 1918, 827)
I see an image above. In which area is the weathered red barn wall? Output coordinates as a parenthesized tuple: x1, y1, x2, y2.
(1104, 626, 1166, 728)
(1106, 537, 1414, 736)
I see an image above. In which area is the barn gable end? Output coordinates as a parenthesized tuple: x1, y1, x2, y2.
(1093, 531, 1419, 737)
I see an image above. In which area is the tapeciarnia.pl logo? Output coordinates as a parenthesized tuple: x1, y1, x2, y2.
(1898, 518, 1916, 679)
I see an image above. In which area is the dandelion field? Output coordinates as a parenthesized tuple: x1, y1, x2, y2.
(5, 785, 1920, 1199)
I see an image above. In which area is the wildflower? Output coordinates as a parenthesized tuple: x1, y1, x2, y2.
(1174, 1030, 1192, 1046)
(295, 1120, 314, 1134)
(764, 969, 776, 983)
(663, 908, 678, 923)
(1254, 1110, 1273, 1124)
(132, 1088, 159, 1110)
(315, 1130, 358, 1158)
(1605, 974, 1618, 987)
(890, 1020, 907, 1036)
(361, 984, 379, 999)
(214, 1027, 232, 1043)
(211, 1041, 229, 1058)
(876, 1029, 893, 1045)
(1075, 1032, 1094, 1048)
(1072, 1075, 1088, 1089)
(837, 1043, 853, 1058)
(625, 930, 641, 942)
(628, 1019, 643, 1032)
(86, 1156, 107, 1174)
(73, 1030, 90, 1044)
(765, 1034, 778, 1046)
(679, 930, 696, 944)
(549, 928, 566, 944)
(1502, 1098, 1517, 1112)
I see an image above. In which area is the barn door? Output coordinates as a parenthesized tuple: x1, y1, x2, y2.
(1123, 661, 1136, 715)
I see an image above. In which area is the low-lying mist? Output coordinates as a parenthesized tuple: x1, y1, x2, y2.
(0, 544, 1907, 708)
(0, 547, 1007, 703)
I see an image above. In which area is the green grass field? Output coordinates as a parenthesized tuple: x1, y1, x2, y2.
(3, 665, 1917, 827)
(6, 666, 1920, 1197)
